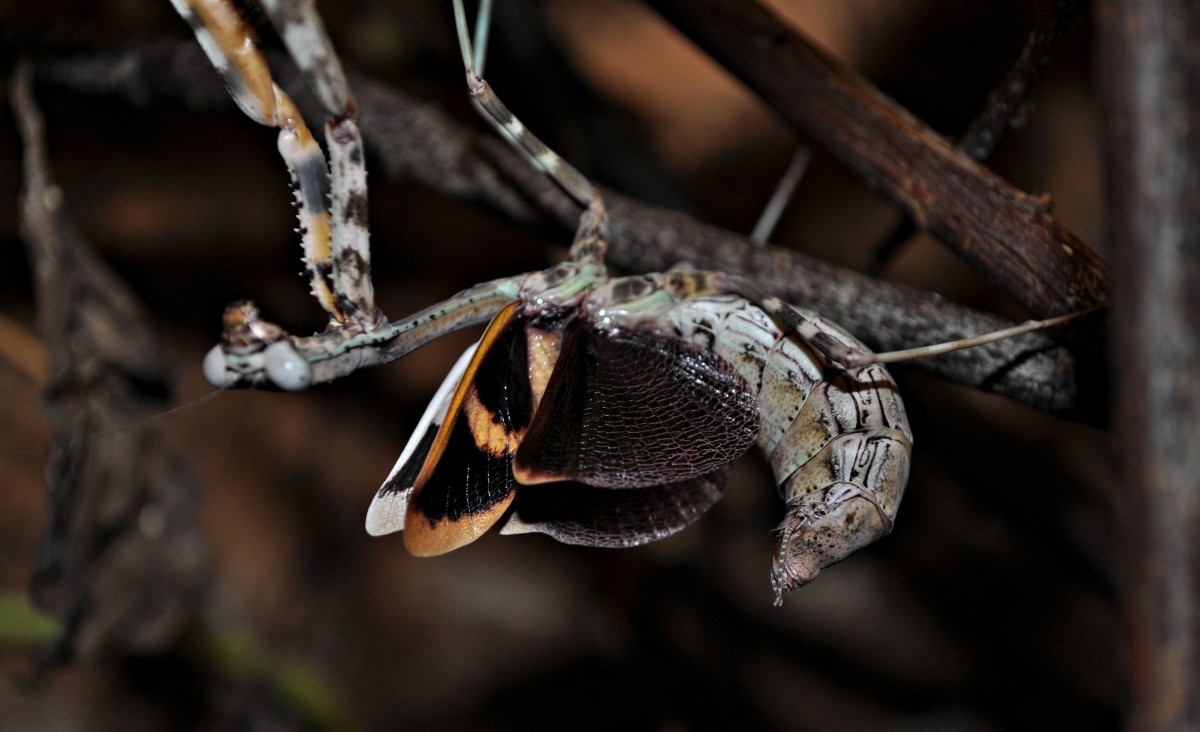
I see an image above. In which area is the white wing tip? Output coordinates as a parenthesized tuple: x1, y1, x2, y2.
(365, 490, 407, 536)
(364, 341, 481, 538)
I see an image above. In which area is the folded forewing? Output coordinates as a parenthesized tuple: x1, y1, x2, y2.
(403, 302, 534, 555)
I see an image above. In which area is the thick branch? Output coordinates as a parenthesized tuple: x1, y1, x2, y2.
(646, 0, 1109, 319)
(353, 75, 1088, 416)
(43, 45, 1096, 418)
(1100, 0, 1200, 728)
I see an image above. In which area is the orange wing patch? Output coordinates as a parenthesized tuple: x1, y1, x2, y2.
(403, 301, 523, 556)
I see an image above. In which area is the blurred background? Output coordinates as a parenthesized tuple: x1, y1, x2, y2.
(0, 0, 1116, 729)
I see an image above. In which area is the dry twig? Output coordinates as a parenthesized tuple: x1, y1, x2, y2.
(13, 62, 206, 663)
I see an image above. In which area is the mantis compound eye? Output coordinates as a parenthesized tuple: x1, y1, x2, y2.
(202, 345, 234, 388)
(263, 340, 312, 391)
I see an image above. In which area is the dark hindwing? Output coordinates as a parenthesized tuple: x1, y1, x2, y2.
(514, 320, 758, 488)
(500, 465, 730, 547)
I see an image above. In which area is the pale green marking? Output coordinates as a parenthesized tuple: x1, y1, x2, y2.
(599, 289, 673, 318)
(535, 262, 605, 302)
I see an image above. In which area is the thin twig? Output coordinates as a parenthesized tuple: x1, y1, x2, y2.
(750, 145, 811, 244)
(868, 0, 1092, 274)
(960, 0, 1091, 162)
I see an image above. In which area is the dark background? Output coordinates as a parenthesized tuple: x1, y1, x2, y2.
(1, 1, 1117, 729)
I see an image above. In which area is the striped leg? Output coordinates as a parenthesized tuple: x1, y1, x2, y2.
(169, 0, 375, 324)
(749, 145, 811, 245)
(260, 0, 376, 322)
(451, 0, 596, 210)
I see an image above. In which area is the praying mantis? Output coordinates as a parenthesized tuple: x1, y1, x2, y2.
(170, 0, 1092, 604)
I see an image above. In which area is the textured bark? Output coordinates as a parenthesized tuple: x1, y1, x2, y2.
(647, 0, 1109, 319)
(1100, 0, 1200, 729)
